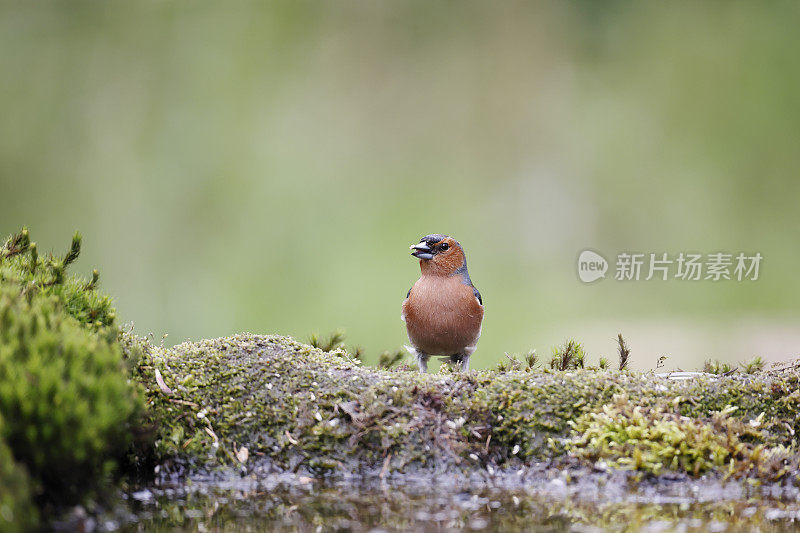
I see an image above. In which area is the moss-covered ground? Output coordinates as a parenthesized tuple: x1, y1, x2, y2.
(0, 229, 142, 530)
(133, 332, 800, 484)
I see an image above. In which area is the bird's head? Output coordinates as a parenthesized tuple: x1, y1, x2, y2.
(410, 234, 466, 276)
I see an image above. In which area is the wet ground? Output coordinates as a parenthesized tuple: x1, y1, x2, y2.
(77, 465, 800, 532)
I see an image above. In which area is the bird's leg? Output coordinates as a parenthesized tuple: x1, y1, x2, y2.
(416, 352, 429, 373)
(460, 346, 477, 372)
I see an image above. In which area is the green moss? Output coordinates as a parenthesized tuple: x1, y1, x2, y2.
(0, 419, 37, 533)
(0, 287, 142, 503)
(567, 393, 796, 477)
(741, 356, 766, 374)
(0, 229, 143, 505)
(134, 332, 800, 481)
(703, 359, 734, 375)
(0, 229, 116, 331)
(549, 339, 585, 370)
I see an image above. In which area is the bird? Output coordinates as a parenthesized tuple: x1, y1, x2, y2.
(401, 234, 484, 372)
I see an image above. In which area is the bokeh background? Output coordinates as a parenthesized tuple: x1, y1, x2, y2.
(2, 2, 798, 370)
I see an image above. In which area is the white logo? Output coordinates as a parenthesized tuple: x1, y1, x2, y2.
(577, 250, 608, 283)
(576, 250, 762, 283)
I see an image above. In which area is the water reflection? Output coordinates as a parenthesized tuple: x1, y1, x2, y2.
(114, 473, 800, 532)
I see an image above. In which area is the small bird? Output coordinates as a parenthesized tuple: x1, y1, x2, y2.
(401, 234, 484, 372)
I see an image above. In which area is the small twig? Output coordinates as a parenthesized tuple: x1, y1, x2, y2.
(168, 398, 199, 408)
(204, 425, 219, 448)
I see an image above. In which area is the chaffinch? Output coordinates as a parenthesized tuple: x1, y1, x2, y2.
(401, 234, 483, 372)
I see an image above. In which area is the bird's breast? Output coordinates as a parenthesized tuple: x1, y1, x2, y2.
(403, 276, 483, 355)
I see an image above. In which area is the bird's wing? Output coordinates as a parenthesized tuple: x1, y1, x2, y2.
(471, 287, 483, 346)
(401, 287, 412, 322)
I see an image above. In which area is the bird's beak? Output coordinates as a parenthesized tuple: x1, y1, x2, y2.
(410, 242, 433, 260)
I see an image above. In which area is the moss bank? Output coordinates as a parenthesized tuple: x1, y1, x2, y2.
(135, 333, 800, 482)
(0, 229, 143, 515)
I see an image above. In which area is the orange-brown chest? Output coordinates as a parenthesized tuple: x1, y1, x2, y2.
(403, 275, 483, 355)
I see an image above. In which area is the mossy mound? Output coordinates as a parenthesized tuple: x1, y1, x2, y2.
(0, 229, 143, 506)
(0, 288, 142, 502)
(134, 334, 483, 473)
(135, 333, 800, 481)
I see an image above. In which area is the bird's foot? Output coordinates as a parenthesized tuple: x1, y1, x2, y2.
(405, 345, 429, 373)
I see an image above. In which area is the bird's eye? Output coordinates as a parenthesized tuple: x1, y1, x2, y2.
(440, 242, 449, 251)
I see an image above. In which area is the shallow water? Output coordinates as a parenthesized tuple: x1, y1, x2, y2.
(103, 469, 800, 532)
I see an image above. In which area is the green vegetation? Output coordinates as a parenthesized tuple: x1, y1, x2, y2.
(495, 350, 540, 372)
(703, 359, 734, 375)
(549, 339, 586, 371)
(0, 229, 116, 331)
(0, 418, 37, 533)
(308, 330, 346, 353)
(742, 356, 766, 374)
(568, 394, 796, 478)
(377, 349, 405, 369)
(0, 229, 143, 524)
(0, 287, 141, 502)
(616, 334, 631, 371)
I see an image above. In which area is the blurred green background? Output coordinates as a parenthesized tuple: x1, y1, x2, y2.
(1, 2, 798, 370)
